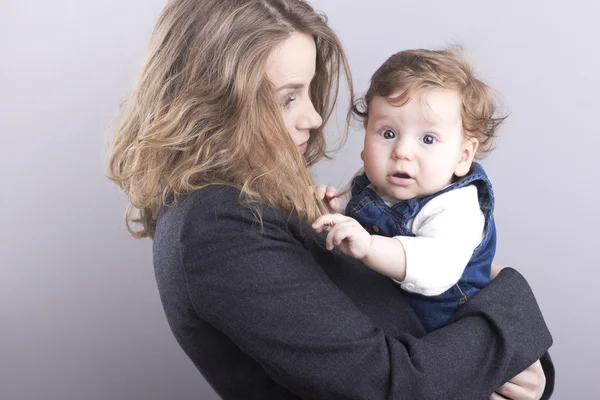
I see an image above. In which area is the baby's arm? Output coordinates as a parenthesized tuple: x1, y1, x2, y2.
(361, 234, 408, 280)
(313, 186, 484, 295)
(312, 214, 408, 280)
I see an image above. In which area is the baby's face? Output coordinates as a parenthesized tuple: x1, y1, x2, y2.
(361, 88, 476, 201)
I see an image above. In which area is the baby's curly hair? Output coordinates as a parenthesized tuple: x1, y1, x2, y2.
(354, 46, 507, 159)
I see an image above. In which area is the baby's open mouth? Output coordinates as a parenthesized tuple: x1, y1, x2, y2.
(393, 172, 411, 179)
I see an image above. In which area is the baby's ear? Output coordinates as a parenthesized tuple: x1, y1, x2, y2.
(455, 138, 479, 177)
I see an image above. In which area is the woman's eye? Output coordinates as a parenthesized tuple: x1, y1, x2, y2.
(421, 134, 436, 145)
(283, 96, 296, 109)
(379, 129, 396, 139)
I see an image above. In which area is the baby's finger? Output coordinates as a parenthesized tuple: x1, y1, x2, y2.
(325, 185, 338, 198)
(312, 214, 334, 232)
(315, 185, 327, 200)
(312, 213, 348, 231)
(325, 222, 354, 249)
(328, 197, 340, 212)
(331, 224, 354, 246)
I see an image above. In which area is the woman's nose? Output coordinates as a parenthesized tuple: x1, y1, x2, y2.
(297, 100, 323, 131)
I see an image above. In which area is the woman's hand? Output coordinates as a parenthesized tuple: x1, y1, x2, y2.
(489, 267, 546, 399)
(490, 360, 546, 400)
(312, 213, 372, 259)
(490, 263, 505, 279)
(312, 184, 339, 212)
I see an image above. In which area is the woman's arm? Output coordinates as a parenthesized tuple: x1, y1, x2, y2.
(177, 187, 552, 399)
(489, 264, 555, 399)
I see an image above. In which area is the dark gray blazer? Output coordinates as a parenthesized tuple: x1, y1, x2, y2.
(153, 185, 554, 399)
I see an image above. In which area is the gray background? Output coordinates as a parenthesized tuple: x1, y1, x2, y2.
(1, 0, 598, 398)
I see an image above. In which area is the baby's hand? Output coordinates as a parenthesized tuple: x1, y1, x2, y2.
(312, 214, 372, 259)
(312, 184, 340, 212)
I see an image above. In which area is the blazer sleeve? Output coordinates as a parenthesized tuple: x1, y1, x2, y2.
(540, 351, 555, 399)
(177, 189, 553, 400)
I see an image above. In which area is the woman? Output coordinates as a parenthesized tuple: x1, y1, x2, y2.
(107, 0, 554, 398)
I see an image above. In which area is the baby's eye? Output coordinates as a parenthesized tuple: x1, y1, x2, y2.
(420, 134, 436, 145)
(379, 129, 396, 139)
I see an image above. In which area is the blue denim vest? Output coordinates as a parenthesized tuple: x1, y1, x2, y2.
(345, 163, 496, 331)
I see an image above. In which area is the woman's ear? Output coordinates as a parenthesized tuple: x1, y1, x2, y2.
(454, 138, 479, 177)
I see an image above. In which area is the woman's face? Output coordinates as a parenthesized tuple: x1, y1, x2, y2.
(266, 33, 323, 154)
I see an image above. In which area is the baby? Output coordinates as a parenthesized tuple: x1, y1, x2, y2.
(313, 48, 506, 332)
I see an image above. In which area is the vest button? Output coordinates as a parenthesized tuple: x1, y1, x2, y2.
(372, 225, 380, 233)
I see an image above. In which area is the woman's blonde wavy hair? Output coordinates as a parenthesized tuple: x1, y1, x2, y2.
(107, 0, 353, 238)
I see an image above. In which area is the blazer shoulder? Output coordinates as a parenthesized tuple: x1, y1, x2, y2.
(162, 184, 248, 223)
(160, 185, 295, 241)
